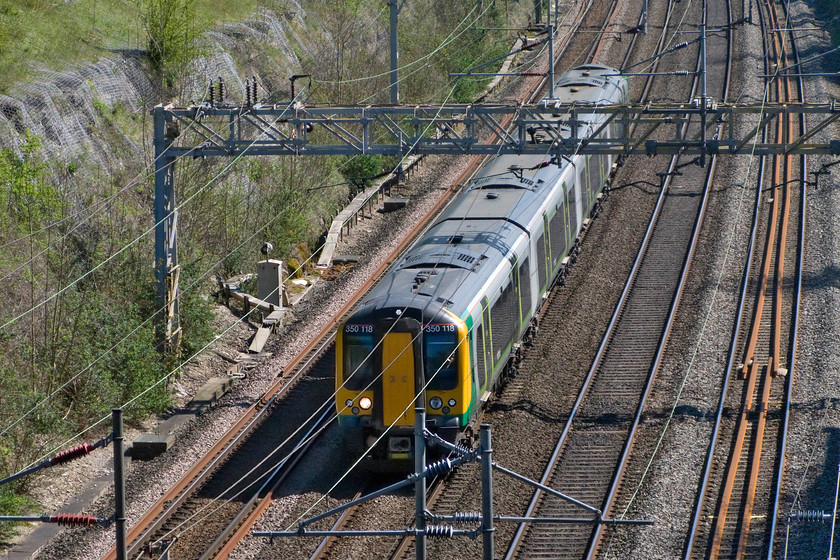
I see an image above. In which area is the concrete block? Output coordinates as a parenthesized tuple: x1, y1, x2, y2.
(187, 377, 232, 413)
(133, 433, 175, 460)
(257, 259, 283, 306)
(249, 326, 272, 353)
(383, 198, 408, 212)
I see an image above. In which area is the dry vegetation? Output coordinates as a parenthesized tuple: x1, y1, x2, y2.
(0, 0, 533, 542)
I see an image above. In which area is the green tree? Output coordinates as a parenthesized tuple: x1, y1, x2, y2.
(0, 131, 58, 234)
(142, 0, 199, 87)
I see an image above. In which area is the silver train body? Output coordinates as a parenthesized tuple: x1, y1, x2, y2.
(336, 65, 629, 461)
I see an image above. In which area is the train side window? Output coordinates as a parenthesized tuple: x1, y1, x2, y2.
(491, 279, 516, 367)
(566, 177, 579, 241)
(589, 153, 602, 200)
(475, 324, 486, 392)
(518, 256, 532, 324)
(549, 207, 566, 270)
(479, 295, 492, 391)
(536, 220, 548, 292)
(585, 156, 592, 210)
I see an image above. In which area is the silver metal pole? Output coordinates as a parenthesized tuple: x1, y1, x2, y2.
(700, 12, 707, 167)
(390, 0, 399, 105)
(481, 424, 494, 560)
(113, 409, 126, 560)
(643, 0, 648, 34)
(415, 408, 426, 560)
(548, 8, 555, 99)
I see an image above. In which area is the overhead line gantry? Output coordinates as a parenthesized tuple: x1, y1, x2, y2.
(153, 99, 840, 350)
(158, 101, 840, 159)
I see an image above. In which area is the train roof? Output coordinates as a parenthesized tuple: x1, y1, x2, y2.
(347, 66, 626, 323)
(354, 167, 562, 320)
(544, 65, 628, 108)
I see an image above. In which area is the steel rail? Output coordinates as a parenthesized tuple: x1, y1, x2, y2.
(682, 0, 774, 553)
(100, 146, 479, 560)
(196, 10, 584, 558)
(765, 0, 807, 550)
(101, 327, 338, 560)
(307, 488, 366, 560)
(716, 0, 799, 555)
(506, 5, 726, 558)
(708, 84, 783, 557)
(199, 177, 467, 560)
(310, 6, 606, 559)
(198, 408, 336, 560)
(590, 1, 736, 554)
(503, 0, 691, 555)
(586, 0, 622, 64)
(687, 0, 804, 555)
(306, 6, 626, 559)
(735, 2, 796, 552)
(382, 470, 451, 560)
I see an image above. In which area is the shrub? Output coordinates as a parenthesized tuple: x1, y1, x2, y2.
(142, 0, 199, 86)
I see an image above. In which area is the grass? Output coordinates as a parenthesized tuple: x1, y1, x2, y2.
(0, 0, 260, 92)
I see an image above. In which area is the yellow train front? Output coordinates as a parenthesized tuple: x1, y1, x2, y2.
(336, 303, 472, 462)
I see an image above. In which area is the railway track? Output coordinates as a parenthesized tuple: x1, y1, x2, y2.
(98, 166, 467, 560)
(684, 0, 806, 557)
(199, 3, 641, 559)
(503, 0, 736, 557)
(98, 9, 590, 559)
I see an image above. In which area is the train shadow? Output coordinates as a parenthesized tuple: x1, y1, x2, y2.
(802, 263, 840, 291)
(783, 418, 840, 556)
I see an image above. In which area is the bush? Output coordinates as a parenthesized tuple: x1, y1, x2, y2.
(142, 0, 199, 86)
(0, 484, 34, 543)
(340, 155, 391, 195)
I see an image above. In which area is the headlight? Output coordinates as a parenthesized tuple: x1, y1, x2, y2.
(352, 406, 360, 415)
(448, 398, 456, 407)
(442, 406, 450, 414)
(345, 399, 353, 407)
(359, 396, 372, 410)
(429, 396, 443, 410)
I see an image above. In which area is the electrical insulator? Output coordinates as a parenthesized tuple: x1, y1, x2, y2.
(789, 510, 831, 522)
(425, 458, 454, 477)
(49, 513, 101, 527)
(51, 443, 94, 466)
(451, 512, 481, 525)
(425, 525, 454, 538)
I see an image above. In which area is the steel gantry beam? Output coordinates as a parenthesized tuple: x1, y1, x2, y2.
(153, 100, 840, 351)
(161, 100, 840, 159)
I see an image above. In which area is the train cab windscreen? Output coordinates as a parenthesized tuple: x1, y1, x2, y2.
(424, 326, 459, 390)
(344, 328, 376, 389)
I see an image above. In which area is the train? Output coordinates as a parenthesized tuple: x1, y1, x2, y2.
(335, 65, 629, 462)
